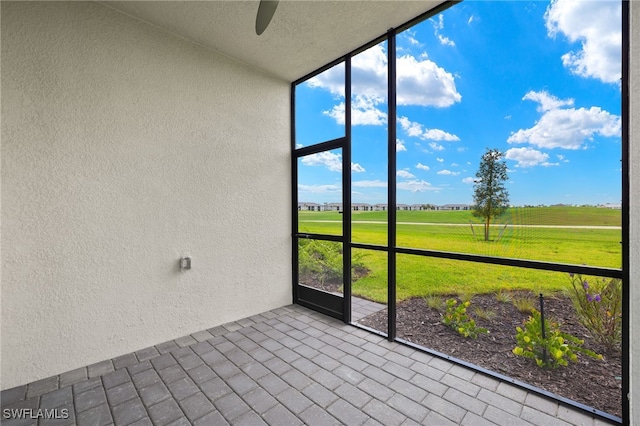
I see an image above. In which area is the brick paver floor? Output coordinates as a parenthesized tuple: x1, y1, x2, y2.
(1, 304, 618, 425)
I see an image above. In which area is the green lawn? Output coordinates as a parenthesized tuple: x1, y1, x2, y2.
(297, 207, 622, 303)
(351, 250, 576, 303)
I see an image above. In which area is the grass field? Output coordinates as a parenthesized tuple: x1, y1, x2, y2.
(297, 207, 622, 303)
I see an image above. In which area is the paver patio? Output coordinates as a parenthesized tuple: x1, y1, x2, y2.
(1, 304, 616, 425)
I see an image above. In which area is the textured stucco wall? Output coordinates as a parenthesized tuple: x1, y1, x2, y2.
(1, 2, 291, 389)
(631, 3, 639, 423)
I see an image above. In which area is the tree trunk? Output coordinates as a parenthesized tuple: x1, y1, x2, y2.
(485, 217, 491, 241)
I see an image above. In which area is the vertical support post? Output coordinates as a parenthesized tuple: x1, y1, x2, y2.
(387, 30, 397, 341)
(291, 84, 299, 305)
(539, 293, 547, 365)
(621, 1, 630, 423)
(343, 56, 352, 324)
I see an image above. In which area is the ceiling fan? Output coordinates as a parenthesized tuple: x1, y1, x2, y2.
(255, 0, 279, 35)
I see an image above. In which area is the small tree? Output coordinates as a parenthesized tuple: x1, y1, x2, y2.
(472, 149, 509, 241)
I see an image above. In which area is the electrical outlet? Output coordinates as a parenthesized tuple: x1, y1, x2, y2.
(180, 257, 192, 270)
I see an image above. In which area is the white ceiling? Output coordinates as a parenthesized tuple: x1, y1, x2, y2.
(100, 1, 449, 82)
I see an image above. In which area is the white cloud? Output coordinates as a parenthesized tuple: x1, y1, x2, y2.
(318, 105, 350, 125)
(298, 184, 341, 194)
(397, 55, 461, 107)
(308, 45, 461, 119)
(508, 107, 621, 149)
(352, 163, 366, 173)
(557, 154, 570, 163)
(416, 163, 430, 171)
(301, 151, 342, 171)
(396, 139, 407, 152)
(522, 90, 574, 112)
(353, 180, 387, 188)
(545, 0, 621, 84)
(432, 14, 456, 47)
(429, 142, 445, 151)
(324, 95, 387, 126)
(457, 147, 467, 153)
(398, 116, 460, 142)
(397, 180, 438, 192)
(300, 151, 365, 173)
(505, 147, 551, 168)
(402, 29, 421, 47)
(508, 90, 621, 149)
(433, 14, 445, 30)
(423, 128, 459, 141)
(308, 47, 387, 103)
(306, 62, 345, 97)
(397, 170, 415, 179)
(462, 177, 475, 184)
(352, 97, 387, 125)
(398, 116, 423, 137)
(438, 35, 455, 47)
(468, 15, 475, 25)
(437, 169, 460, 176)
(436, 158, 444, 163)
(352, 44, 388, 98)
(415, 143, 430, 155)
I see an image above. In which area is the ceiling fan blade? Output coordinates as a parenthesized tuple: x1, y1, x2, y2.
(255, 0, 279, 35)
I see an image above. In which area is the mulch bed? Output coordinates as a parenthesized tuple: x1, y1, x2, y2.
(358, 292, 622, 418)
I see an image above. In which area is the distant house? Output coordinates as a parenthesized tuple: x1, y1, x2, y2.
(298, 202, 323, 211)
(600, 203, 622, 209)
(440, 204, 471, 211)
(326, 203, 343, 212)
(374, 204, 387, 211)
(352, 203, 373, 211)
(396, 204, 411, 211)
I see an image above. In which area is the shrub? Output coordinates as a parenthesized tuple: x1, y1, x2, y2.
(565, 273, 622, 352)
(442, 298, 488, 338)
(424, 295, 445, 311)
(511, 293, 536, 313)
(495, 290, 512, 304)
(513, 309, 602, 368)
(473, 307, 497, 322)
(298, 239, 342, 285)
(458, 292, 473, 303)
(298, 240, 368, 285)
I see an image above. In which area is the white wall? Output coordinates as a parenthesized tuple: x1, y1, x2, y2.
(1, 2, 291, 389)
(630, 3, 639, 423)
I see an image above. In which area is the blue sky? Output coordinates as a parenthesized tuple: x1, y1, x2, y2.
(296, 0, 622, 206)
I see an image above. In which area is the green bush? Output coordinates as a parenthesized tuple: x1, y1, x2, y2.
(298, 239, 368, 285)
(442, 299, 488, 338)
(565, 273, 622, 352)
(513, 309, 602, 368)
